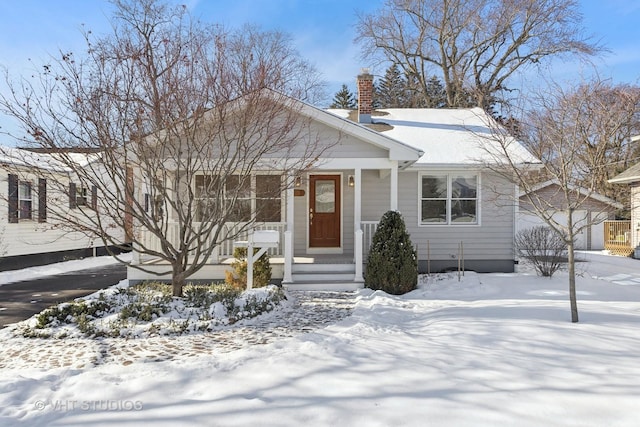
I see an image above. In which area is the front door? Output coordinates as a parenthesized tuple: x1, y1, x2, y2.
(309, 175, 341, 248)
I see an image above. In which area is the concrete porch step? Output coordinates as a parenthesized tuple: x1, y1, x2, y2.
(292, 272, 356, 282)
(283, 281, 364, 292)
(291, 263, 356, 273)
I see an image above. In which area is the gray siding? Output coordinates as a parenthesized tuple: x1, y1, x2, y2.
(361, 169, 391, 221)
(290, 168, 517, 272)
(399, 170, 516, 271)
(259, 120, 389, 160)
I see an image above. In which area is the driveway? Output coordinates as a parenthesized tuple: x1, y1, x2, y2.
(0, 263, 126, 328)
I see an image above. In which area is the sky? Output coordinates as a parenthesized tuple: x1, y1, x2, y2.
(0, 0, 639, 136)
(2, 251, 640, 425)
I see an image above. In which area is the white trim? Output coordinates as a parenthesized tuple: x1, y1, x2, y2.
(313, 157, 396, 169)
(354, 168, 363, 281)
(306, 172, 343, 254)
(283, 178, 295, 283)
(390, 162, 398, 211)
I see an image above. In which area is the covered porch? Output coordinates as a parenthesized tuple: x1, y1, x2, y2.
(128, 163, 401, 290)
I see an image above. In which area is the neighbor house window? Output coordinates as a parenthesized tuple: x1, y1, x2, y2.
(8, 175, 43, 223)
(69, 183, 97, 209)
(420, 174, 478, 225)
(195, 174, 282, 222)
(76, 187, 88, 207)
(18, 181, 32, 220)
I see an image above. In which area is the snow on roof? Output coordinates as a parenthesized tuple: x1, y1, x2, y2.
(0, 145, 100, 172)
(0, 146, 67, 171)
(379, 107, 538, 166)
(329, 107, 540, 167)
(609, 162, 640, 184)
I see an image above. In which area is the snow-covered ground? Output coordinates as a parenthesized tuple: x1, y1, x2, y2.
(2, 252, 640, 426)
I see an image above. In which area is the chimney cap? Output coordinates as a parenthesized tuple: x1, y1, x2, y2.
(358, 67, 372, 77)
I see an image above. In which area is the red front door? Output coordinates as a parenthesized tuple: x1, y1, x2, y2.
(309, 175, 341, 248)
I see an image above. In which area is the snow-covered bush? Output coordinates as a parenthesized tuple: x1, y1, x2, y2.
(19, 282, 287, 338)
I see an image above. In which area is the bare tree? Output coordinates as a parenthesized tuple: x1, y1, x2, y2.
(356, 0, 598, 110)
(0, 0, 332, 296)
(481, 78, 637, 322)
(525, 81, 640, 209)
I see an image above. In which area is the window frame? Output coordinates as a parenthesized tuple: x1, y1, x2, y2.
(76, 186, 88, 207)
(194, 173, 283, 223)
(419, 172, 480, 226)
(18, 180, 33, 220)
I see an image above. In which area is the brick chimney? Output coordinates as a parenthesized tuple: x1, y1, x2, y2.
(357, 68, 373, 124)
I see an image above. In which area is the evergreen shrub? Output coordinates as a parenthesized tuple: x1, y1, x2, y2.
(225, 247, 272, 289)
(365, 210, 418, 294)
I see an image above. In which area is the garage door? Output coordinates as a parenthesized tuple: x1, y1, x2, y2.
(518, 210, 588, 249)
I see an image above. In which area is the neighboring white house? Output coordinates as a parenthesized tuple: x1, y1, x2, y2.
(0, 146, 127, 270)
(128, 70, 540, 290)
(518, 180, 622, 250)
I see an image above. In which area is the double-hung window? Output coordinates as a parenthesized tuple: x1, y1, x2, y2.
(18, 181, 32, 220)
(420, 174, 478, 225)
(76, 187, 88, 207)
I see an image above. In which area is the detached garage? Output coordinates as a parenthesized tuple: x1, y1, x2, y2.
(518, 181, 622, 250)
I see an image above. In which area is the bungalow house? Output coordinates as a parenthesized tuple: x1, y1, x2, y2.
(0, 146, 127, 270)
(128, 70, 540, 290)
(518, 180, 623, 250)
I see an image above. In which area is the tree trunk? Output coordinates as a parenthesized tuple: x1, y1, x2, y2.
(171, 265, 186, 297)
(567, 241, 579, 323)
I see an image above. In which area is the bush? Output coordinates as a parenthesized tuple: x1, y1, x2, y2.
(225, 247, 272, 289)
(516, 226, 567, 277)
(365, 210, 418, 294)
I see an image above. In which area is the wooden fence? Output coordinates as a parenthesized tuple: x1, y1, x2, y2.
(604, 220, 633, 256)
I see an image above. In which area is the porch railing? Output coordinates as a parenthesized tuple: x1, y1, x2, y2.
(604, 220, 633, 256)
(362, 221, 379, 257)
(138, 222, 286, 262)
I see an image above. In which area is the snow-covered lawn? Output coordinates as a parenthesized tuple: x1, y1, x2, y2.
(2, 253, 640, 426)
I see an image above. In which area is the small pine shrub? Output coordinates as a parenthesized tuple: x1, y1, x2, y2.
(365, 210, 418, 295)
(225, 247, 272, 289)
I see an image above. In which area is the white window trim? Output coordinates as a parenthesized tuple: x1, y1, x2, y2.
(418, 172, 481, 226)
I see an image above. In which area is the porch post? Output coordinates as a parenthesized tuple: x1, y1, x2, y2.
(283, 181, 294, 283)
(390, 161, 398, 211)
(131, 242, 140, 265)
(354, 168, 364, 282)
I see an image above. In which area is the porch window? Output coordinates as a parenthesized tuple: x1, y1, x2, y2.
(225, 175, 251, 221)
(256, 175, 281, 222)
(420, 174, 478, 225)
(195, 174, 282, 222)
